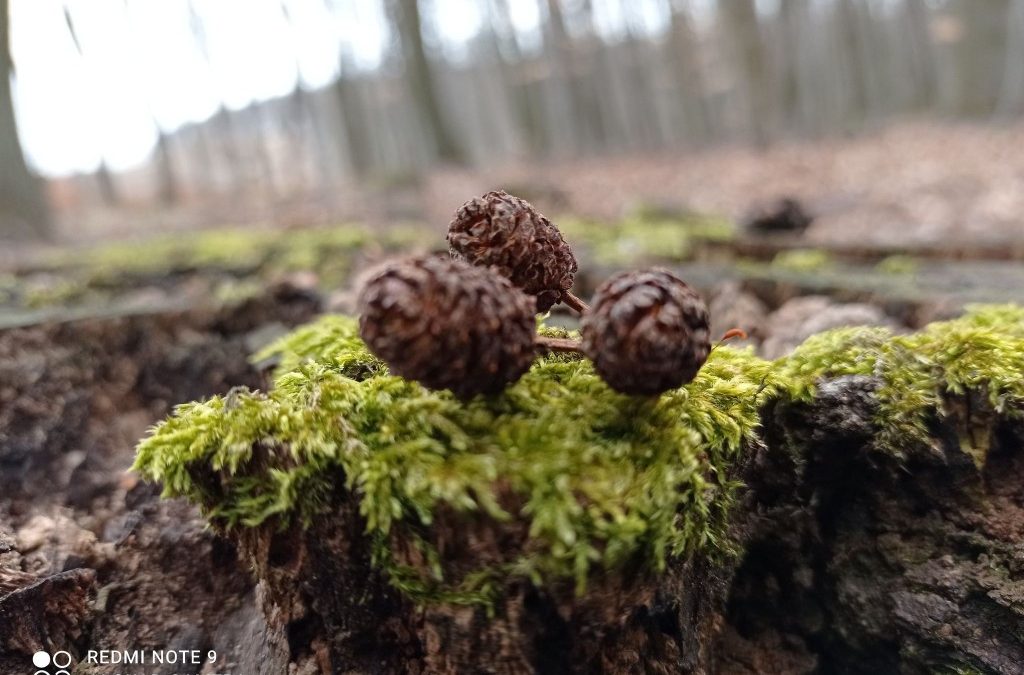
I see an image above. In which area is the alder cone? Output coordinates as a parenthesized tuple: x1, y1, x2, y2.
(357, 255, 537, 399)
(581, 269, 711, 395)
(448, 190, 578, 312)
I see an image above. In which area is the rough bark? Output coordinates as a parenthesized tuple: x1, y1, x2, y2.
(229, 376, 1024, 673)
(1, 296, 1022, 672)
(0, 288, 321, 673)
(0, 569, 95, 672)
(238, 485, 747, 674)
(722, 377, 1024, 674)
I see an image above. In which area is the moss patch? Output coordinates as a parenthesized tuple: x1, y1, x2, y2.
(875, 254, 920, 276)
(776, 304, 1024, 462)
(771, 249, 833, 273)
(559, 213, 734, 266)
(134, 305, 1024, 606)
(137, 320, 773, 605)
(5, 225, 436, 312)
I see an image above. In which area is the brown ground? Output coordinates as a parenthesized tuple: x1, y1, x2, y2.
(13, 119, 1024, 259)
(427, 121, 1024, 247)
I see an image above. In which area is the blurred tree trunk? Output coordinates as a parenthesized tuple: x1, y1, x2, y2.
(902, 0, 937, 110)
(470, 20, 521, 161)
(538, 0, 584, 155)
(488, 0, 543, 156)
(0, 0, 52, 240)
(834, 0, 869, 123)
(563, 0, 611, 151)
(277, 4, 322, 192)
(385, 0, 463, 165)
(95, 163, 120, 206)
(154, 133, 180, 206)
(614, 2, 658, 151)
(64, 3, 121, 208)
(322, 1, 374, 175)
(953, 0, 1012, 116)
(775, 0, 805, 133)
(997, 0, 1024, 115)
(718, 0, 770, 146)
(333, 70, 372, 175)
(668, 0, 713, 143)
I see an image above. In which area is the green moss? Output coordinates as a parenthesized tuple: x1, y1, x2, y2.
(875, 254, 920, 276)
(21, 224, 436, 312)
(771, 249, 833, 273)
(22, 278, 97, 309)
(134, 305, 1024, 606)
(252, 315, 384, 379)
(559, 213, 734, 266)
(137, 318, 772, 604)
(70, 224, 424, 284)
(776, 304, 1024, 460)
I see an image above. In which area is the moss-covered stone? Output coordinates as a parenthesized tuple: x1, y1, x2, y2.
(776, 304, 1024, 462)
(133, 305, 1024, 607)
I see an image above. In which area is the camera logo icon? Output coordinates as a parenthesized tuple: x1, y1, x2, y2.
(31, 650, 72, 675)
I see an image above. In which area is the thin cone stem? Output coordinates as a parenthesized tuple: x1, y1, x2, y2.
(535, 335, 584, 354)
(562, 291, 590, 314)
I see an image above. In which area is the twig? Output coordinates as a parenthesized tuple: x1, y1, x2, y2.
(535, 335, 584, 353)
(561, 292, 590, 314)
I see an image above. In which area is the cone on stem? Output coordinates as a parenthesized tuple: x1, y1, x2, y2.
(358, 255, 537, 399)
(448, 191, 581, 312)
(581, 269, 710, 395)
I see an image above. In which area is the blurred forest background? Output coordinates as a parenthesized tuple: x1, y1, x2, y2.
(3, 0, 1024, 243)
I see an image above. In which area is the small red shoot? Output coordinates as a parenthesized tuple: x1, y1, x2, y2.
(710, 327, 750, 354)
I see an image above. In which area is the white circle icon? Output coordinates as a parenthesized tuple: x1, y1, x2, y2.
(52, 650, 73, 668)
(32, 651, 50, 667)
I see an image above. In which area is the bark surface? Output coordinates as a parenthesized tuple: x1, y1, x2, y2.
(226, 377, 1024, 673)
(1, 306, 1021, 673)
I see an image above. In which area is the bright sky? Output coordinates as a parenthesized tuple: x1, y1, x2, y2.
(8, 0, 671, 176)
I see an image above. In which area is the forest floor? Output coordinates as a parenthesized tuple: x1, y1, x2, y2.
(13, 119, 1024, 258)
(426, 120, 1024, 247)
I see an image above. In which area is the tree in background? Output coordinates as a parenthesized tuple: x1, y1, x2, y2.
(952, 0, 1012, 116)
(667, 0, 713, 143)
(0, 0, 52, 240)
(16, 0, 1024, 211)
(62, 3, 120, 207)
(718, 0, 770, 146)
(385, 0, 463, 165)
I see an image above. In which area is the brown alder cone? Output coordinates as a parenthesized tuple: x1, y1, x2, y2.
(357, 255, 537, 399)
(448, 190, 578, 312)
(581, 269, 711, 395)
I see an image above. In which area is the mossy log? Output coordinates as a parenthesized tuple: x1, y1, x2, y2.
(135, 307, 1024, 673)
